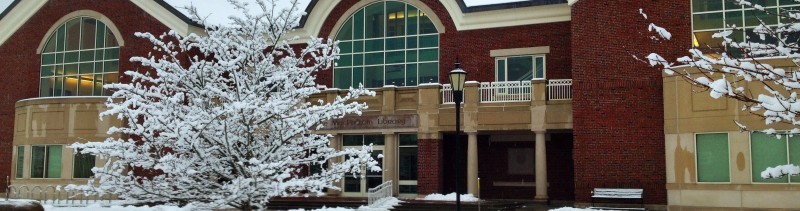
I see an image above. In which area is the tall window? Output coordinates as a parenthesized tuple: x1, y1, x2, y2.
(398, 134, 418, 194)
(16, 146, 24, 178)
(696, 133, 730, 182)
(495, 55, 545, 81)
(30, 145, 62, 178)
(334, 1, 439, 89)
(751, 132, 800, 183)
(691, 0, 798, 48)
(40, 17, 120, 97)
(73, 149, 96, 178)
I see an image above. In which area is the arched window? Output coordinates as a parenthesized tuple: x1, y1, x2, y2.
(40, 17, 119, 97)
(334, 1, 439, 89)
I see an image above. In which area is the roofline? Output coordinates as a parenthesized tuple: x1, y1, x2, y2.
(455, 0, 567, 13)
(153, 0, 203, 27)
(0, 0, 20, 22)
(295, 0, 566, 28)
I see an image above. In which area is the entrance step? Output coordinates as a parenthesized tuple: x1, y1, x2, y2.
(390, 199, 524, 211)
(265, 197, 367, 210)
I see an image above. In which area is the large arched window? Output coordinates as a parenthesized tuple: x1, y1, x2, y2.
(40, 17, 119, 97)
(334, 1, 439, 89)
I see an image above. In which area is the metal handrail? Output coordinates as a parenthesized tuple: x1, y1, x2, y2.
(367, 180, 393, 207)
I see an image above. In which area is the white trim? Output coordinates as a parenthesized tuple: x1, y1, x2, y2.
(490, 46, 550, 57)
(0, 0, 47, 48)
(129, 0, 205, 37)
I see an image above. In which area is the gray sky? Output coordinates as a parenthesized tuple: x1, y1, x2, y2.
(0, 0, 528, 25)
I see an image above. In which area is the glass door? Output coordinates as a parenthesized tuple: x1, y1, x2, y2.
(342, 135, 385, 197)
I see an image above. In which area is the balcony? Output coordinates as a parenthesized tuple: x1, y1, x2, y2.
(441, 79, 572, 103)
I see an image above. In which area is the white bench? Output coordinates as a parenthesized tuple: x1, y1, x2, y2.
(590, 188, 644, 210)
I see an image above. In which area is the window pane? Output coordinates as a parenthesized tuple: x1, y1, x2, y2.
(535, 57, 545, 79)
(65, 51, 79, 63)
(353, 67, 364, 88)
(56, 25, 66, 52)
(53, 77, 63, 96)
(399, 147, 418, 180)
(104, 60, 119, 73)
(31, 146, 45, 178)
(418, 62, 438, 84)
(79, 50, 94, 62)
(344, 176, 360, 192)
(78, 75, 93, 96)
(400, 134, 418, 146)
(751, 0, 778, 7)
(47, 145, 63, 178)
(406, 50, 417, 62)
(65, 18, 81, 51)
(94, 74, 103, 95)
(419, 49, 438, 62)
(790, 136, 800, 183)
(105, 28, 118, 47)
(725, 11, 743, 28)
(343, 135, 363, 146)
(354, 10, 365, 39)
(79, 62, 93, 74)
(81, 18, 96, 50)
(40, 78, 54, 97)
(353, 54, 364, 66)
(365, 52, 384, 65)
(104, 73, 119, 96)
(693, 13, 724, 30)
(386, 51, 404, 64)
(386, 37, 404, 50)
(406, 36, 417, 48)
(782, 0, 800, 5)
(365, 3, 385, 38)
(694, 31, 726, 48)
(364, 66, 384, 88)
(42, 54, 55, 65)
(365, 135, 385, 145)
(405, 64, 418, 86)
(16, 146, 24, 178)
(693, 0, 723, 12)
(365, 39, 384, 52)
(353, 41, 364, 53)
(55, 53, 63, 64)
(751, 132, 789, 183)
(745, 8, 778, 27)
(41, 66, 55, 77)
(64, 63, 79, 75)
(419, 13, 437, 34)
(337, 18, 354, 41)
(340, 41, 352, 54)
(497, 59, 506, 81)
(399, 185, 418, 194)
(406, 6, 418, 35)
(64, 76, 77, 96)
(385, 64, 404, 86)
(334, 68, 352, 89)
(696, 133, 730, 182)
(105, 48, 119, 61)
(339, 55, 353, 67)
(44, 33, 57, 53)
(386, 1, 405, 37)
(419, 35, 437, 48)
(507, 56, 533, 81)
(96, 22, 106, 48)
(73, 150, 96, 178)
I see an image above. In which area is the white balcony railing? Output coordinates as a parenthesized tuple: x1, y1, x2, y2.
(441, 84, 454, 104)
(479, 81, 532, 102)
(547, 79, 572, 100)
(367, 180, 393, 207)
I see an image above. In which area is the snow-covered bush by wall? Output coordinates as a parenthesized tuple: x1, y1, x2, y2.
(68, 0, 376, 210)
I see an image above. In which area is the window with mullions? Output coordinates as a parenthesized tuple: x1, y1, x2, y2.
(691, 0, 799, 50)
(696, 133, 730, 182)
(40, 17, 120, 97)
(30, 145, 62, 179)
(16, 146, 24, 178)
(496, 55, 545, 81)
(751, 132, 800, 183)
(334, 1, 439, 89)
(73, 149, 96, 178)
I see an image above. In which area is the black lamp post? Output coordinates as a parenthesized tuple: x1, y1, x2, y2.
(449, 59, 467, 211)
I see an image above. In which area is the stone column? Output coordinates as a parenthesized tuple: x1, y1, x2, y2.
(328, 134, 342, 196)
(466, 132, 479, 197)
(534, 131, 548, 202)
(383, 132, 398, 195)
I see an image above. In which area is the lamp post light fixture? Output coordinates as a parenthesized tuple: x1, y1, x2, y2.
(448, 58, 467, 211)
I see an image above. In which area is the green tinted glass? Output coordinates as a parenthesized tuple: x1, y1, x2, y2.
(46, 146, 62, 178)
(693, 0, 723, 12)
(751, 132, 789, 183)
(338, 18, 354, 41)
(365, 66, 384, 88)
(419, 49, 438, 62)
(418, 62, 438, 84)
(353, 67, 364, 88)
(365, 3, 385, 38)
(365, 52, 384, 65)
(386, 51, 404, 64)
(334, 68, 352, 89)
(405, 64, 418, 86)
(385, 64, 404, 86)
(693, 13, 724, 30)
(16, 146, 24, 178)
(339, 55, 353, 67)
(696, 133, 730, 182)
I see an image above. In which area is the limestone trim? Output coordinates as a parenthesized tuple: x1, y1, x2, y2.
(35, 10, 127, 54)
(129, 0, 206, 36)
(490, 46, 550, 57)
(0, 0, 47, 48)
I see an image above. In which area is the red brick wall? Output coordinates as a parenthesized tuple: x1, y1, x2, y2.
(417, 139, 442, 195)
(571, 0, 690, 205)
(313, 0, 571, 88)
(0, 0, 173, 182)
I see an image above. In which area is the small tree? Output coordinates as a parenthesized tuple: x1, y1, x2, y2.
(69, 0, 377, 209)
(642, 0, 800, 179)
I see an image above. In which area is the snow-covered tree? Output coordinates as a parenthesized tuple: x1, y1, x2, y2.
(642, 0, 800, 179)
(68, 0, 377, 210)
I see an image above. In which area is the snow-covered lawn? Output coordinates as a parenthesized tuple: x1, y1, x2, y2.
(419, 193, 480, 202)
(34, 197, 401, 211)
(550, 207, 612, 211)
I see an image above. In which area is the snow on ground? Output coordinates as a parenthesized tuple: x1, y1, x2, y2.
(420, 193, 480, 202)
(288, 197, 401, 211)
(43, 203, 195, 211)
(550, 207, 612, 211)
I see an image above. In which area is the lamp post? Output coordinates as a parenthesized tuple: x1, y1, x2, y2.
(449, 59, 467, 211)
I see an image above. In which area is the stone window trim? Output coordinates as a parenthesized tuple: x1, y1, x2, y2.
(36, 10, 125, 54)
(694, 132, 732, 183)
(494, 54, 546, 82)
(489, 46, 550, 57)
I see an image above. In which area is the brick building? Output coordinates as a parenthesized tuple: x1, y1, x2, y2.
(0, 0, 797, 210)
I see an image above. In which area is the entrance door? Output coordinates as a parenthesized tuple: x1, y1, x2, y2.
(342, 135, 385, 197)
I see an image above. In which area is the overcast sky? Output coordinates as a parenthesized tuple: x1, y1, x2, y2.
(0, 0, 529, 25)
